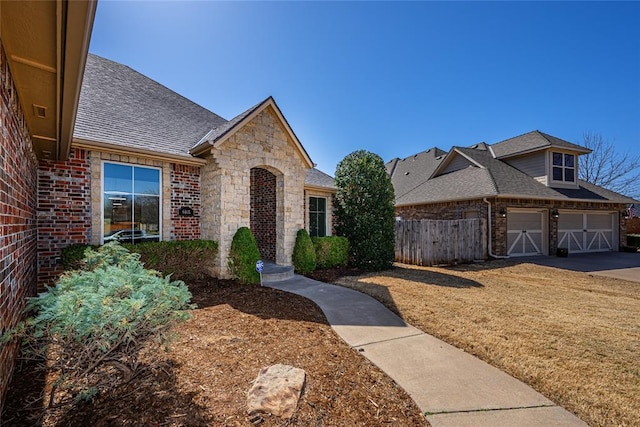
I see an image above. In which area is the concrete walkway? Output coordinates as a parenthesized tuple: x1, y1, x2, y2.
(264, 275, 588, 427)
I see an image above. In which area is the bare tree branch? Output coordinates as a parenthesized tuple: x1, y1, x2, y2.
(579, 131, 640, 199)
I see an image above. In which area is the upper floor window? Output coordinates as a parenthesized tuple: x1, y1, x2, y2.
(552, 152, 575, 183)
(103, 162, 161, 244)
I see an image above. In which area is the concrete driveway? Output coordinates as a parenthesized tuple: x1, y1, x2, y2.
(520, 251, 640, 283)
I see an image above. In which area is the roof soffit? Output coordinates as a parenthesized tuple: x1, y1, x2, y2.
(0, 0, 96, 160)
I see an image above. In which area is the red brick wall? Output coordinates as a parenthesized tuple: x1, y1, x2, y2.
(627, 218, 640, 234)
(0, 43, 39, 414)
(397, 198, 628, 257)
(171, 164, 201, 240)
(37, 148, 92, 285)
(250, 168, 276, 260)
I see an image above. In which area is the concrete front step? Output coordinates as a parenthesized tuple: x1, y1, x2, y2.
(261, 262, 294, 282)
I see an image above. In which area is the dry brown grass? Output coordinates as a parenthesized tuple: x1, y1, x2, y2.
(335, 260, 640, 427)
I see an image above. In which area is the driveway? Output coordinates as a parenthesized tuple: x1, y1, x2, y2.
(520, 251, 640, 282)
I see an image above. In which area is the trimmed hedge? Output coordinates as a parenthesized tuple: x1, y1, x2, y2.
(312, 236, 349, 269)
(627, 234, 640, 248)
(227, 227, 261, 284)
(61, 240, 218, 282)
(292, 229, 316, 274)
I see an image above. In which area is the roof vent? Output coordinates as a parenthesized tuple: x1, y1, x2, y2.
(436, 155, 443, 160)
(33, 104, 47, 118)
(404, 172, 410, 175)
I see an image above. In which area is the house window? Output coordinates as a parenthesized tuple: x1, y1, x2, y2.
(309, 197, 327, 237)
(552, 152, 575, 183)
(103, 162, 161, 244)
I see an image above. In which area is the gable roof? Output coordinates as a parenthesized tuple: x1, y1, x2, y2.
(386, 148, 447, 201)
(73, 55, 314, 168)
(305, 168, 336, 190)
(491, 130, 591, 159)
(74, 54, 227, 159)
(393, 136, 635, 206)
(190, 96, 314, 168)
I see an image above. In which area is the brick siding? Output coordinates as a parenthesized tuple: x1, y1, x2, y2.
(627, 218, 640, 235)
(0, 42, 39, 414)
(250, 167, 277, 260)
(397, 198, 628, 257)
(37, 148, 92, 285)
(171, 164, 201, 240)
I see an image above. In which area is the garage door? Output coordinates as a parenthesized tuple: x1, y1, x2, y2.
(557, 212, 615, 253)
(507, 211, 545, 256)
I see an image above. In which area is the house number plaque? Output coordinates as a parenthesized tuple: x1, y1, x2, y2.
(179, 206, 194, 217)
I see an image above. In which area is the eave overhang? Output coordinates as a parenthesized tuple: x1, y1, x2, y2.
(0, 0, 96, 161)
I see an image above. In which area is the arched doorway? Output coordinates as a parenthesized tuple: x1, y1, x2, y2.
(250, 168, 277, 261)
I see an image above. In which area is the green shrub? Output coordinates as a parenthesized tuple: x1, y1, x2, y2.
(124, 240, 218, 281)
(3, 243, 193, 409)
(312, 236, 349, 269)
(292, 229, 316, 274)
(61, 244, 99, 271)
(334, 150, 396, 270)
(61, 240, 218, 281)
(227, 227, 261, 284)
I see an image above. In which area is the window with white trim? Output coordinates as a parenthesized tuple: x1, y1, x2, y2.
(551, 152, 576, 183)
(309, 197, 327, 237)
(103, 162, 161, 244)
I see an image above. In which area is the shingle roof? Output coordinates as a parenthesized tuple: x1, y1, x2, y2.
(74, 54, 227, 157)
(305, 168, 336, 190)
(393, 141, 635, 206)
(491, 130, 590, 159)
(386, 148, 447, 201)
(191, 99, 266, 154)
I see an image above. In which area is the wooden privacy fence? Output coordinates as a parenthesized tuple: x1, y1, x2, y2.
(395, 219, 487, 266)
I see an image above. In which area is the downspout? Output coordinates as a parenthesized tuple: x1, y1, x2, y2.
(483, 198, 509, 259)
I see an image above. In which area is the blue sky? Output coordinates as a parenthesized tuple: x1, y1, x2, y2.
(89, 1, 640, 176)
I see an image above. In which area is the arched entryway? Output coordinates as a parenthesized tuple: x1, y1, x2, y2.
(250, 167, 277, 261)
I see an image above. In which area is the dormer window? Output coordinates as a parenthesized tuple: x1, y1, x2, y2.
(552, 152, 575, 183)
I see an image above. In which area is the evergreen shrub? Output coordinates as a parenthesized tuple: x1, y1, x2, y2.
(312, 236, 349, 269)
(2, 242, 193, 408)
(227, 227, 261, 284)
(292, 229, 316, 274)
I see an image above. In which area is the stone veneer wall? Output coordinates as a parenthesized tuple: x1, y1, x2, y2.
(0, 43, 39, 413)
(251, 168, 277, 260)
(397, 198, 627, 257)
(38, 148, 92, 284)
(171, 164, 201, 240)
(201, 106, 308, 277)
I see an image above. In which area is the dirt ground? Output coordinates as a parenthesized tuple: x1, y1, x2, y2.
(2, 276, 427, 426)
(335, 260, 640, 427)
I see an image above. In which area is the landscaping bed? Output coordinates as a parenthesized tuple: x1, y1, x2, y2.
(3, 277, 427, 426)
(335, 261, 640, 427)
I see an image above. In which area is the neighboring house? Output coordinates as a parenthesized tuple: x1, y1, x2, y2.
(38, 53, 337, 282)
(0, 0, 97, 412)
(387, 131, 636, 257)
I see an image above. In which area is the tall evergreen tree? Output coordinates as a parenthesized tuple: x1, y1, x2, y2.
(334, 150, 396, 270)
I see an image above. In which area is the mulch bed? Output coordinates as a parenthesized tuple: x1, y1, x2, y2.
(2, 274, 427, 426)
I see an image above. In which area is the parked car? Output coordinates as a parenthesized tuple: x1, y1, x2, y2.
(103, 229, 159, 244)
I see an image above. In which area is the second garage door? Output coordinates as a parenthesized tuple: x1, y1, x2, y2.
(557, 212, 616, 253)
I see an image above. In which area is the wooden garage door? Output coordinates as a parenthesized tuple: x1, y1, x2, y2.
(558, 212, 615, 253)
(507, 211, 544, 256)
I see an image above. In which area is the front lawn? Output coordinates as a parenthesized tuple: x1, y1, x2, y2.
(334, 260, 640, 427)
